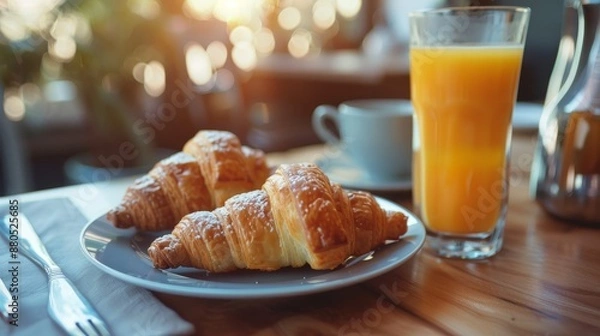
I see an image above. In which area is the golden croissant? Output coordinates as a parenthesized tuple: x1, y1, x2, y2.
(148, 163, 408, 272)
(107, 130, 270, 231)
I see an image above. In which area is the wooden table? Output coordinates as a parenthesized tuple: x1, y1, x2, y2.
(154, 133, 600, 335)
(4, 133, 597, 335)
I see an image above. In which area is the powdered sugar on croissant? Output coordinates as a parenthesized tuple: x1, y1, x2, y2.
(148, 163, 408, 272)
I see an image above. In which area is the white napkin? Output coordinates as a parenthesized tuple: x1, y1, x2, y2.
(0, 198, 195, 336)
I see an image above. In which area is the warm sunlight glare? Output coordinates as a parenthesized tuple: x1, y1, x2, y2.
(183, 0, 216, 20)
(186, 44, 213, 85)
(278, 6, 302, 31)
(144, 61, 166, 97)
(213, 0, 246, 23)
(206, 41, 228, 68)
(335, 0, 361, 19)
(232, 41, 257, 71)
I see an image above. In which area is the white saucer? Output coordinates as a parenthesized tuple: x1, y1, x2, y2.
(512, 102, 544, 132)
(316, 154, 412, 192)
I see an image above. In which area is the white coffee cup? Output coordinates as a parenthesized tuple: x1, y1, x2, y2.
(312, 99, 413, 180)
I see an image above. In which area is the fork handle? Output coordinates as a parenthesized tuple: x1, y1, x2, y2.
(2, 214, 59, 271)
(47, 276, 97, 323)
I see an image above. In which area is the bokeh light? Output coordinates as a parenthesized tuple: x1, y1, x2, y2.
(183, 0, 216, 20)
(229, 25, 254, 45)
(254, 27, 275, 55)
(0, 13, 30, 41)
(278, 6, 302, 31)
(288, 29, 312, 58)
(127, 0, 160, 19)
(3, 89, 26, 122)
(3, 0, 61, 36)
(335, 0, 361, 19)
(50, 14, 77, 40)
(132, 62, 146, 83)
(49, 36, 77, 62)
(72, 14, 92, 45)
(232, 41, 257, 71)
(1, 0, 356, 83)
(143, 61, 166, 97)
(186, 44, 213, 85)
(212, 0, 238, 22)
(215, 68, 235, 91)
(206, 41, 228, 68)
(213, 0, 255, 24)
(245, 16, 263, 33)
(312, 0, 336, 30)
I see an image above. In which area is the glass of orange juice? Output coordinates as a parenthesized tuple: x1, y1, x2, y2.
(409, 7, 530, 259)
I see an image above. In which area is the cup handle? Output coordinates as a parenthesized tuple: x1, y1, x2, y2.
(312, 105, 341, 145)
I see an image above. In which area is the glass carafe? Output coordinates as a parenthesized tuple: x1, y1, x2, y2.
(531, 0, 600, 224)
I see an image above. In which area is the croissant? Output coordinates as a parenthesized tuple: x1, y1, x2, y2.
(107, 130, 270, 231)
(148, 163, 408, 272)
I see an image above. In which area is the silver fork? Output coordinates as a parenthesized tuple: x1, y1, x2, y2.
(1, 214, 111, 336)
(0, 278, 11, 322)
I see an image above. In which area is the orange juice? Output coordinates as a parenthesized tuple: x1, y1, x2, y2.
(410, 46, 524, 234)
(561, 111, 600, 178)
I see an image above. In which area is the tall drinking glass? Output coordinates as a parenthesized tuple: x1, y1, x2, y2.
(409, 7, 530, 259)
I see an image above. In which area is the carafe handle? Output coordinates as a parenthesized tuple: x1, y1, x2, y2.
(543, 0, 586, 113)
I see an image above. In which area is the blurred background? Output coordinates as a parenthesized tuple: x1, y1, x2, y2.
(0, 0, 563, 196)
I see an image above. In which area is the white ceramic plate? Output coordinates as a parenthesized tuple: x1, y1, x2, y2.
(512, 102, 544, 132)
(316, 155, 412, 192)
(79, 197, 425, 299)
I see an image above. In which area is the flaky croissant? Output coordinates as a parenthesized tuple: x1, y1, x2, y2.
(107, 130, 270, 231)
(148, 163, 408, 272)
